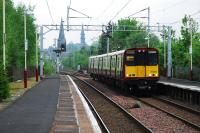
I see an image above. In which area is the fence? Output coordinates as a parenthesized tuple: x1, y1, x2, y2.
(8, 67, 36, 81)
(161, 66, 200, 81)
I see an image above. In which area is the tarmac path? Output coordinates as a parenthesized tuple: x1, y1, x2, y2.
(0, 76, 60, 133)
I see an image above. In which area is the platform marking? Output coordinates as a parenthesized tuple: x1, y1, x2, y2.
(67, 75, 102, 133)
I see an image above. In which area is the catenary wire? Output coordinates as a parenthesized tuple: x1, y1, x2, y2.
(45, 0, 55, 24)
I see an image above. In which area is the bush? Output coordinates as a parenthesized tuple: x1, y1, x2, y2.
(0, 65, 10, 101)
(44, 59, 55, 75)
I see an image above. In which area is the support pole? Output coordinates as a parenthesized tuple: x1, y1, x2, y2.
(167, 26, 172, 79)
(147, 7, 150, 48)
(107, 37, 109, 54)
(56, 54, 59, 73)
(67, 6, 70, 31)
(24, 12, 28, 88)
(40, 26, 44, 79)
(189, 22, 193, 80)
(3, 0, 6, 70)
(163, 25, 167, 76)
(35, 27, 38, 82)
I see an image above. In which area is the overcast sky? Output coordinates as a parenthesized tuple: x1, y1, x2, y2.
(13, 0, 200, 48)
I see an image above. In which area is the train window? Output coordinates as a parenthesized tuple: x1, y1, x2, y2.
(126, 56, 134, 61)
(103, 57, 106, 69)
(136, 52, 146, 66)
(148, 51, 158, 66)
(125, 55, 136, 66)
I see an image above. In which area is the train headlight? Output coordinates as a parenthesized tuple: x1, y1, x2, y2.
(149, 74, 152, 77)
(126, 74, 129, 77)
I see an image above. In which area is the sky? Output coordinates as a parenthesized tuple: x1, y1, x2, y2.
(13, 0, 200, 48)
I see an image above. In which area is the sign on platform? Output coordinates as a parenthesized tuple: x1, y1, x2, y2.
(189, 45, 192, 54)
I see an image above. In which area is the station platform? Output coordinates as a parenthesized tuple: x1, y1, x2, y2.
(0, 75, 101, 133)
(158, 76, 200, 105)
(159, 76, 200, 92)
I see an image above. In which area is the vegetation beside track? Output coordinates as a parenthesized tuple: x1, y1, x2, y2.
(0, 77, 38, 111)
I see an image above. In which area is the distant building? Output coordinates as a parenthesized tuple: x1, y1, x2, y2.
(57, 19, 66, 52)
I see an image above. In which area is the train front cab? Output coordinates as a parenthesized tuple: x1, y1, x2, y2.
(123, 48, 159, 91)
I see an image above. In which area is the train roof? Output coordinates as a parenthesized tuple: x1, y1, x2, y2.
(89, 48, 158, 59)
(89, 50, 125, 59)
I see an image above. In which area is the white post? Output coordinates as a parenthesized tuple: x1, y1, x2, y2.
(167, 26, 172, 78)
(190, 23, 193, 71)
(40, 26, 44, 79)
(36, 28, 38, 69)
(56, 55, 59, 73)
(189, 22, 193, 80)
(24, 11, 28, 88)
(147, 7, 150, 48)
(107, 37, 109, 54)
(24, 13, 27, 70)
(163, 25, 166, 69)
(35, 26, 39, 81)
(3, 0, 6, 70)
(67, 6, 70, 31)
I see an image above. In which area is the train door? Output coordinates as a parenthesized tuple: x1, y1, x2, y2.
(146, 50, 159, 78)
(135, 50, 146, 78)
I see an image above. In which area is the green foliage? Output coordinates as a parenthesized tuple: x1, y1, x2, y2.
(97, 19, 160, 53)
(66, 42, 82, 53)
(44, 59, 55, 75)
(0, 1, 37, 80)
(0, 65, 10, 101)
(62, 47, 89, 70)
(90, 41, 98, 56)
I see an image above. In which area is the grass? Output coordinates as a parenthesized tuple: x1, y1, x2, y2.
(10, 77, 38, 89)
(9, 77, 39, 96)
(0, 78, 39, 110)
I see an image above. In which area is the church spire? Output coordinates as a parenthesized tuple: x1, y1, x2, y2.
(57, 19, 66, 51)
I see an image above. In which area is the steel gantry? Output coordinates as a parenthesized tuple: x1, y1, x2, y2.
(39, 24, 172, 79)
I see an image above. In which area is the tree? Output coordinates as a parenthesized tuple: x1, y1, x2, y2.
(0, 1, 37, 81)
(0, 64, 9, 101)
(181, 15, 198, 49)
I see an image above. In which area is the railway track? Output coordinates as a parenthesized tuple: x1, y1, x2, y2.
(69, 75, 153, 133)
(136, 96, 200, 131)
(61, 72, 200, 132)
(154, 96, 200, 115)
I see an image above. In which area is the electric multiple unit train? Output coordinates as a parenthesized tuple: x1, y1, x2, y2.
(88, 48, 159, 92)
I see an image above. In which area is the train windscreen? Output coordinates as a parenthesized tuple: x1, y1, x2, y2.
(125, 49, 158, 66)
(147, 51, 158, 66)
(125, 50, 136, 66)
(136, 51, 146, 66)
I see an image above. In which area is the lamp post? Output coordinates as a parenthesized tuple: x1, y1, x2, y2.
(189, 22, 193, 80)
(35, 27, 39, 82)
(24, 11, 28, 88)
(162, 25, 167, 76)
(147, 7, 150, 48)
(3, 0, 6, 70)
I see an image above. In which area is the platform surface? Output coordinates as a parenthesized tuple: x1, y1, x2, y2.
(159, 76, 200, 92)
(0, 76, 60, 133)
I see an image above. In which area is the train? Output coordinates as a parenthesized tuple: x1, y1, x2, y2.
(88, 47, 159, 93)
